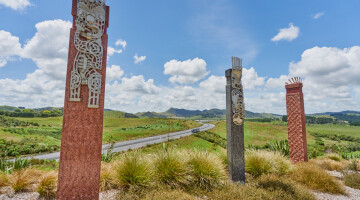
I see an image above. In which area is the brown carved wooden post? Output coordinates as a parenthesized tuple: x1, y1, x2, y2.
(225, 57, 245, 183)
(285, 77, 308, 164)
(57, 0, 109, 199)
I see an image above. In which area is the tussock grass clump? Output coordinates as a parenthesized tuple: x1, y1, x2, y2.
(245, 150, 292, 177)
(100, 162, 117, 191)
(324, 153, 342, 162)
(310, 158, 348, 171)
(142, 189, 197, 200)
(153, 149, 188, 187)
(115, 153, 152, 189)
(343, 172, 360, 190)
(8, 169, 42, 193)
(289, 162, 346, 194)
(187, 150, 225, 190)
(256, 174, 315, 200)
(0, 172, 8, 188)
(37, 171, 58, 200)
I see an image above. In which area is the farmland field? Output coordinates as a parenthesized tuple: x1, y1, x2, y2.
(0, 115, 200, 158)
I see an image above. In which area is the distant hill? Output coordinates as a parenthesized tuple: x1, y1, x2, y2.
(309, 110, 360, 123)
(136, 108, 281, 119)
(0, 106, 20, 111)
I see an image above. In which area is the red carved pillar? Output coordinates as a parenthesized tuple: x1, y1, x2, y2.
(285, 77, 308, 164)
(57, 1, 109, 199)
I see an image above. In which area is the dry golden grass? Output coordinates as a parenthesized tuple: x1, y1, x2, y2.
(343, 172, 360, 190)
(256, 174, 315, 200)
(289, 162, 346, 195)
(324, 153, 343, 162)
(310, 158, 348, 171)
(0, 172, 8, 188)
(37, 171, 58, 199)
(245, 150, 292, 177)
(356, 159, 360, 171)
(8, 169, 42, 193)
(100, 162, 117, 191)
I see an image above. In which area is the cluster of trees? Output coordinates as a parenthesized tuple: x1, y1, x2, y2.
(0, 115, 39, 127)
(0, 139, 59, 158)
(331, 113, 360, 122)
(282, 115, 337, 124)
(246, 118, 272, 122)
(0, 109, 62, 118)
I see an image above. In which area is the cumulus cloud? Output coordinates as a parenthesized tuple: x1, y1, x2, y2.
(164, 58, 209, 84)
(200, 75, 225, 94)
(0, 0, 30, 10)
(0, 30, 22, 67)
(115, 39, 127, 49)
(106, 65, 124, 82)
(313, 12, 325, 19)
(243, 67, 265, 89)
(134, 54, 146, 64)
(271, 23, 300, 42)
(107, 47, 122, 56)
(121, 75, 159, 94)
(22, 20, 72, 80)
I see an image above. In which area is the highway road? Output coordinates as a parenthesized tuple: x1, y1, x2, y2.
(16, 123, 215, 161)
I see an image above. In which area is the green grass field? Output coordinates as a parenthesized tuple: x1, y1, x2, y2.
(0, 116, 200, 157)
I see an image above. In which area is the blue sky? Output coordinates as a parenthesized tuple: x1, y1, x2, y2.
(0, 0, 360, 114)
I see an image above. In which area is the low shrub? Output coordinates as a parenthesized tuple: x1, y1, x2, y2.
(99, 162, 117, 191)
(343, 172, 360, 190)
(37, 171, 58, 199)
(256, 174, 315, 200)
(115, 153, 152, 189)
(153, 149, 188, 187)
(142, 189, 197, 200)
(187, 150, 225, 190)
(245, 150, 292, 177)
(289, 162, 346, 194)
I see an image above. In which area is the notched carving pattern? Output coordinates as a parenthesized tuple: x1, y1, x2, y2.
(70, 0, 106, 108)
(231, 57, 245, 126)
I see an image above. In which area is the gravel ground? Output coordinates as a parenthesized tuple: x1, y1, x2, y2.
(313, 171, 360, 200)
(314, 186, 360, 200)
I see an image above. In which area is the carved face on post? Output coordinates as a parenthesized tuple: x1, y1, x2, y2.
(231, 57, 245, 126)
(70, 0, 106, 108)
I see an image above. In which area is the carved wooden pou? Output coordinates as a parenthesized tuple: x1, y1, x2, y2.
(57, 0, 109, 199)
(285, 77, 308, 164)
(225, 57, 245, 183)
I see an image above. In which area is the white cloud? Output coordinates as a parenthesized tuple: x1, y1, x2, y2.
(134, 54, 146, 64)
(107, 47, 122, 56)
(0, 30, 22, 67)
(22, 20, 72, 80)
(200, 75, 226, 94)
(313, 12, 325, 19)
(164, 58, 209, 84)
(115, 39, 127, 50)
(271, 23, 300, 42)
(243, 67, 265, 89)
(106, 65, 124, 82)
(0, 0, 30, 10)
(121, 75, 159, 94)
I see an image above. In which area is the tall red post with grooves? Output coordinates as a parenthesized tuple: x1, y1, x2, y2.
(285, 77, 308, 164)
(57, 0, 109, 199)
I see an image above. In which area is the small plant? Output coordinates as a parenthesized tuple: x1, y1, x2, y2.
(115, 153, 152, 189)
(0, 172, 8, 187)
(267, 140, 289, 156)
(187, 150, 225, 190)
(8, 169, 41, 193)
(153, 149, 188, 187)
(289, 162, 346, 194)
(99, 162, 117, 191)
(245, 150, 291, 177)
(13, 158, 30, 170)
(343, 172, 360, 190)
(37, 171, 58, 199)
(101, 140, 116, 163)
